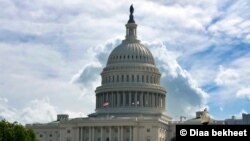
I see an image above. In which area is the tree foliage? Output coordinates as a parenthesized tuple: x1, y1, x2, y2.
(0, 120, 38, 141)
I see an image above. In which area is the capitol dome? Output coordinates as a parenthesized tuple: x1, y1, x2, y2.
(93, 5, 167, 117)
(107, 41, 155, 65)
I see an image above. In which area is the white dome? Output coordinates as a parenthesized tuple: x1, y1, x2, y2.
(107, 41, 155, 65)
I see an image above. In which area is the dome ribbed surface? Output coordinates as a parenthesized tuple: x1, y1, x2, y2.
(107, 42, 155, 65)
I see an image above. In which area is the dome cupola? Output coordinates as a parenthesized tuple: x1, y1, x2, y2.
(93, 5, 167, 117)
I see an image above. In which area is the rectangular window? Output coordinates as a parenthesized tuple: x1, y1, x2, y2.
(132, 75, 134, 82)
(122, 75, 124, 82)
(125, 92, 129, 106)
(137, 75, 139, 82)
(142, 75, 144, 82)
(120, 92, 123, 106)
(126, 75, 129, 82)
(117, 75, 119, 82)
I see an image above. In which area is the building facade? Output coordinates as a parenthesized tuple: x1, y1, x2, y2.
(26, 5, 174, 141)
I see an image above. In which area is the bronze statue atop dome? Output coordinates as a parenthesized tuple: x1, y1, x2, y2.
(130, 4, 134, 14)
(128, 4, 135, 23)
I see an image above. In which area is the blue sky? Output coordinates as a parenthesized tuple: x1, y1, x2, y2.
(0, 0, 250, 123)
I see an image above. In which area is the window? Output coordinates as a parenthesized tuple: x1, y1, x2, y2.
(67, 130, 71, 133)
(39, 134, 43, 138)
(109, 76, 111, 83)
(142, 75, 144, 82)
(146, 75, 149, 83)
(121, 75, 124, 82)
(126, 75, 129, 82)
(49, 134, 52, 137)
(132, 75, 134, 82)
(137, 75, 139, 82)
(147, 129, 150, 132)
(112, 75, 115, 82)
(125, 93, 129, 106)
(117, 75, 119, 82)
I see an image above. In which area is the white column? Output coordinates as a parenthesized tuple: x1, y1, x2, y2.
(89, 127, 91, 141)
(121, 126, 123, 141)
(135, 92, 137, 107)
(92, 127, 95, 141)
(79, 128, 81, 141)
(117, 92, 120, 107)
(109, 127, 112, 141)
(101, 127, 103, 141)
(82, 128, 84, 141)
(123, 92, 125, 107)
(129, 92, 131, 107)
(140, 93, 143, 107)
(130, 126, 132, 141)
(118, 127, 120, 141)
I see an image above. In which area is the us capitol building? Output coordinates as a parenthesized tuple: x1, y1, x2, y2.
(26, 5, 186, 141)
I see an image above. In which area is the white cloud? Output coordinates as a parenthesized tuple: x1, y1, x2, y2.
(0, 0, 249, 122)
(20, 97, 57, 123)
(146, 41, 209, 119)
(215, 65, 239, 86)
(236, 86, 250, 100)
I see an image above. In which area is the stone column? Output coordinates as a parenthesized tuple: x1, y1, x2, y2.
(152, 93, 155, 108)
(92, 127, 95, 141)
(89, 127, 91, 141)
(118, 126, 120, 141)
(135, 92, 137, 107)
(82, 127, 84, 141)
(140, 92, 143, 107)
(117, 92, 120, 107)
(79, 128, 81, 141)
(130, 126, 133, 141)
(102, 93, 104, 108)
(121, 126, 123, 141)
(129, 91, 132, 107)
(109, 127, 112, 141)
(101, 127, 103, 141)
(123, 92, 126, 107)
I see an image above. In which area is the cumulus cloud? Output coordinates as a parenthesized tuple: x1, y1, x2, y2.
(146, 41, 209, 119)
(236, 86, 250, 100)
(0, 0, 249, 122)
(0, 97, 57, 124)
(215, 65, 239, 86)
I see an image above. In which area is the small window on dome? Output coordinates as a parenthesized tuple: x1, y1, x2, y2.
(116, 56, 118, 59)
(140, 56, 141, 59)
(124, 56, 125, 59)
(132, 55, 133, 59)
(128, 55, 129, 59)
(136, 56, 138, 59)
(120, 56, 122, 59)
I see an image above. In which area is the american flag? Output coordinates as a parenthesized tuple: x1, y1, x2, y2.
(103, 101, 109, 107)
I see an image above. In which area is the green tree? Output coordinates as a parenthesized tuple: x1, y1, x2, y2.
(0, 120, 38, 141)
